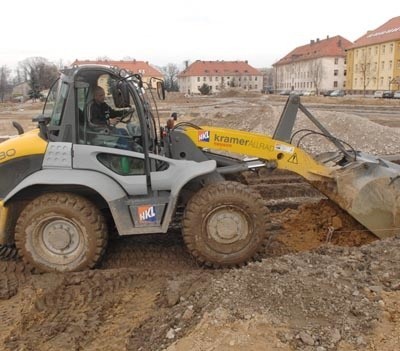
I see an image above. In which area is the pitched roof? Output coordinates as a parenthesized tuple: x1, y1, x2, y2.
(178, 60, 261, 77)
(72, 59, 162, 77)
(274, 35, 352, 66)
(351, 16, 400, 48)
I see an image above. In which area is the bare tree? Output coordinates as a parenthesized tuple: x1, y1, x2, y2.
(358, 49, 374, 96)
(308, 59, 323, 95)
(0, 65, 11, 102)
(18, 57, 59, 99)
(160, 63, 180, 91)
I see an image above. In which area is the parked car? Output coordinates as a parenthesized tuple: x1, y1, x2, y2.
(393, 91, 400, 99)
(279, 90, 291, 95)
(303, 90, 316, 96)
(329, 89, 345, 97)
(322, 90, 334, 96)
(374, 90, 384, 98)
(382, 90, 394, 98)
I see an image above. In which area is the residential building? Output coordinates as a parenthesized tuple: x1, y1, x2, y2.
(177, 60, 263, 95)
(72, 59, 163, 87)
(273, 36, 352, 94)
(346, 16, 400, 94)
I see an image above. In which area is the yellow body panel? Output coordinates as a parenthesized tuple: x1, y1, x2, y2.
(184, 126, 333, 181)
(0, 201, 7, 240)
(0, 129, 47, 164)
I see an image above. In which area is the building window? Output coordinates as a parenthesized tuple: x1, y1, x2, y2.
(375, 46, 378, 55)
(197, 77, 200, 82)
(215, 77, 219, 81)
(382, 45, 386, 54)
(354, 78, 357, 86)
(397, 60, 400, 69)
(381, 61, 385, 70)
(255, 76, 257, 81)
(380, 77, 384, 86)
(334, 69, 338, 76)
(209, 77, 212, 82)
(389, 61, 393, 69)
(334, 58, 338, 64)
(203, 77, 206, 81)
(334, 81, 338, 88)
(390, 44, 394, 53)
(344, 69, 347, 76)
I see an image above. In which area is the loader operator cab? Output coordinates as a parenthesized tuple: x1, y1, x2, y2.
(39, 65, 163, 175)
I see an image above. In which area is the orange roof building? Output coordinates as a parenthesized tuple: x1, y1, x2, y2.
(72, 59, 163, 86)
(273, 35, 352, 94)
(346, 16, 400, 93)
(177, 60, 263, 94)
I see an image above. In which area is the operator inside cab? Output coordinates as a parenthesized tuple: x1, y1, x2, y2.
(91, 86, 127, 126)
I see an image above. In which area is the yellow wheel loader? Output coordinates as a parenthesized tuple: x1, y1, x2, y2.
(0, 64, 397, 272)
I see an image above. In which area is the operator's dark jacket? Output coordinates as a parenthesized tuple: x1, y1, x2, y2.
(90, 101, 123, 125)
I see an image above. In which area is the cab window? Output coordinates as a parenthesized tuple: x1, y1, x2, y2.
(43, 79, 69, 126)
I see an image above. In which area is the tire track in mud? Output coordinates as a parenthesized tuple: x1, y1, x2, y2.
(3, 269, 170, 350)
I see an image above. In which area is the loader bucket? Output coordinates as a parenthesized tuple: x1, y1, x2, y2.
(314, 153, 400, 239)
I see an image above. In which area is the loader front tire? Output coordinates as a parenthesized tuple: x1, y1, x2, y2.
(182, 181, 270, 267)
(15, 193, 108, 273)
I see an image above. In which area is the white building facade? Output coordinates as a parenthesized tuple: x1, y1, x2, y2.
(178, 60, 263, 95)
(274, 36, 352, 94)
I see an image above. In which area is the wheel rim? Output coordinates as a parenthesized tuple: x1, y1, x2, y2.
(31, 216, 86, 266)
(203, 205, 251, 254)
(42, 219, 81, 255)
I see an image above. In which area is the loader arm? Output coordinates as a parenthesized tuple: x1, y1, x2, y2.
(182, 126, 334, 181)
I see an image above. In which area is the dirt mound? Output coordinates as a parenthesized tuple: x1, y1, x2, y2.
(164, 236, 400, 351)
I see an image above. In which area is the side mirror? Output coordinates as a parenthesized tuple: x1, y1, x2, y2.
(32, 114, 51, 139)
(156, 81, 165, 100)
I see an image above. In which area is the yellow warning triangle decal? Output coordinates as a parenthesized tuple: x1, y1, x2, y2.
(287, 153, 298, 164)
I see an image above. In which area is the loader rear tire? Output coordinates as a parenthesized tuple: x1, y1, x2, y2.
(182, 181, 270, 267)
(15, 193, 108, 273)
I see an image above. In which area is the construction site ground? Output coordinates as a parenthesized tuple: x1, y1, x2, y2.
(0, 92, 400, 351)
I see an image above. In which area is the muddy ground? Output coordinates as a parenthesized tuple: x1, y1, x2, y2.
(0, 92, 400, 351)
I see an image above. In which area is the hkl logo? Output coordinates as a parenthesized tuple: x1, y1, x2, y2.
(198, 130, 210, 142)
(138, 205, 156, 223)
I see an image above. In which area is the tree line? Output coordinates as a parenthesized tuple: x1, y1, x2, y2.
(0, 57, 181, 103)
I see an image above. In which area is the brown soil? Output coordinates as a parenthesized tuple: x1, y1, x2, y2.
(1, 93, 400, 350)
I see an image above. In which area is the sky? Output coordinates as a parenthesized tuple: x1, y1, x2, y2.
(1, 0, 398, 72)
